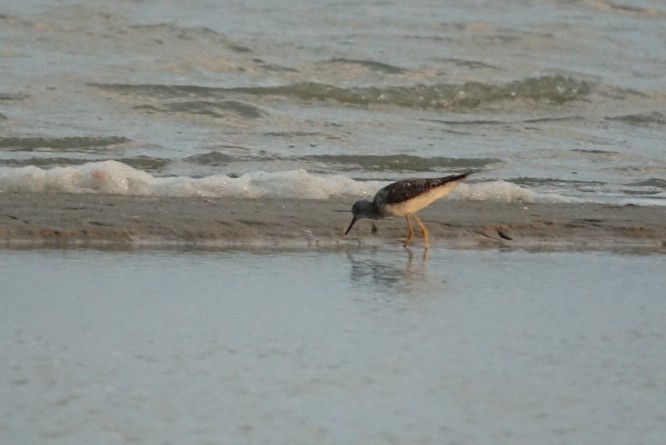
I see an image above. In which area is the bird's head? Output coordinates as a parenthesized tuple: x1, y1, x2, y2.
(344, 200, 374, 235)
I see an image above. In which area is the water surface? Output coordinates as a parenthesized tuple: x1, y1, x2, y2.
(1, 1, 665, 203)
(2, 248, 665, 444)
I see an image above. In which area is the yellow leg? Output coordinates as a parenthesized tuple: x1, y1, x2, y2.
(403, 215, 415, 247)
(413, 214, 430, 249)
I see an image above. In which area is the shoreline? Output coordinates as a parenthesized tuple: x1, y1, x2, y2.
(1, 192, 665, 253)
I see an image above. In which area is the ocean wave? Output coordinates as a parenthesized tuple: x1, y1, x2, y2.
(606, 111, 666, 127)
(0, 153, 499, 174)
(0, 160, 580, 204)
(451, 182, 580, 204)
(91, 75, 592, 110)
(133, 100, 266, 119)
(0, 136, 131, 152)
(0, 161, 376, 199)
(233, 76, 591, 108)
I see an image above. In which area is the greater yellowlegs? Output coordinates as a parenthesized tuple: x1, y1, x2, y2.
(344, 172, 470, 248)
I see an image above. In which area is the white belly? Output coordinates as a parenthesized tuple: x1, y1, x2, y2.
(383, 182, 459, 216)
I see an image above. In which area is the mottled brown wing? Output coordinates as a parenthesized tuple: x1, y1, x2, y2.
(374, 172, 470, 206)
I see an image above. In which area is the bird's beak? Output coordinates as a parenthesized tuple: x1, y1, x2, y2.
(344, 217, 357, 236)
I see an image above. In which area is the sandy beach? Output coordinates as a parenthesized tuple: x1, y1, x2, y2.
(1, 192, 664, 251)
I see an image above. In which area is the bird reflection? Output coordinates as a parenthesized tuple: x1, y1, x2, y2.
(404, 246, 429, 263)
(347, 248, 437, 296)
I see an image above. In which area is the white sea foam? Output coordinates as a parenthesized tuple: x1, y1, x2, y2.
(0, 161, 381, 199)
(0, 160, 581, 204)
(451, 181, 581, 204)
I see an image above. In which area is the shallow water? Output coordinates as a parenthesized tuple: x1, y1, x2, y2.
(2, 248, 665, 444)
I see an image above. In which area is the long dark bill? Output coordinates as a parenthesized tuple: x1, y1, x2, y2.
(344, 217, 358, 236)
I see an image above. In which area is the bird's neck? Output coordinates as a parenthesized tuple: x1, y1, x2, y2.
(367, 201, 385, 219)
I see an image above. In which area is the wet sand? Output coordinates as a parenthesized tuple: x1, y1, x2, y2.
(1, 192, 665, 251)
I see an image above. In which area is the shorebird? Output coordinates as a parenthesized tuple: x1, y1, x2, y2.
(344, 172, 470, 249)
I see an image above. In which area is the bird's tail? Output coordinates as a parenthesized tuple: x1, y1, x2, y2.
(437, 171, 472, 185)
(450, 171, 472, 181)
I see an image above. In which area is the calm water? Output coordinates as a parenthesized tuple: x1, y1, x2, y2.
(1, 0, 665, 203)
(1, 248, 665, 444)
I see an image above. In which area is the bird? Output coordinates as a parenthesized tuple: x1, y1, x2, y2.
(344, 172, 470, 249)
